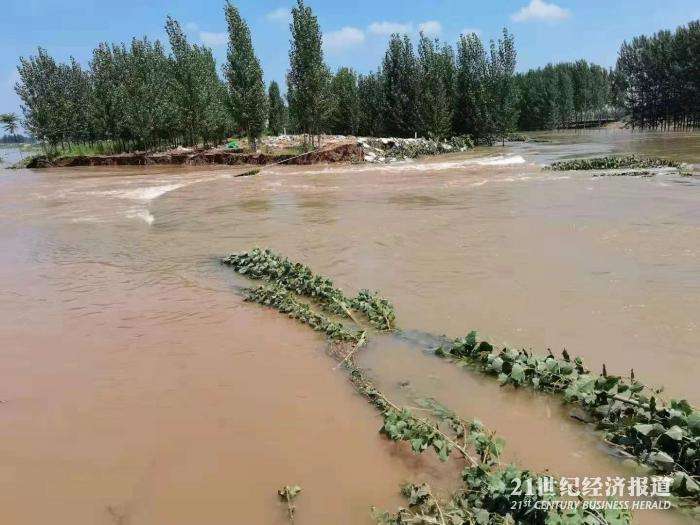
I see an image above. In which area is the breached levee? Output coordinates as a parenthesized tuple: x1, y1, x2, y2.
(24, 142, 364, 168)
(222, 248, 700, 522)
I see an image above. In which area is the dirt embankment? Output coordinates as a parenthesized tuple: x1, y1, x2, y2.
(26, 142, 364, 168)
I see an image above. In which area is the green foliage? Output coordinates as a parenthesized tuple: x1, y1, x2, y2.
(244, 284, 362, 343)
(546, 155, 682, 171)
(287, 0, 331, 144)
(488, 29, 519, 143)
(224, 1, 267, 149)
(267, 81, 288, 135)
(516, 60, 615, 131)
(454, 32, 495, 144)
(15, 16, 229, 153)
(416, 34, 454, 140)
(278, 485, 302, 523)
(221, 249, 634, 524)
(377, 406, 629, 524)
(382, 34, 419, 137)
(357, 72, 385, 137)
(328, 67, 360, 135)
(0, 113, 19, 136)
(438, 330, 700, 504)
(222, 248, 396, 330)
(165, 17, 228, 147)
(616, 20, 700, 130)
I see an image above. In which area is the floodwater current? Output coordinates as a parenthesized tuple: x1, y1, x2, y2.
(0, 130, 698, 524)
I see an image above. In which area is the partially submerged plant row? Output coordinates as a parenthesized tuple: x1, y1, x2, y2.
(238, 276, 629, 524)
(222, 248, 395, 330)
(222, 249, 646, 523)
(545, 155, 683, 171)
(436, 332, 700, 504)
(244, 285, 363, 343)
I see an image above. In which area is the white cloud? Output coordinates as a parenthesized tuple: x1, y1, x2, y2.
(418, 20, 442, 37)
(367, 21, 413, 36)
(200, 31, 228, 47)
(266, 7, 291, 23)
(185, 22, 199, 32)
(324, 27, 365, 52)
(460, 27, 482, 36)
(511, 0, 571, 22)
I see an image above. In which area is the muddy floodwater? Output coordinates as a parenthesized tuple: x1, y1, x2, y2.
(0, 130, 698, 524)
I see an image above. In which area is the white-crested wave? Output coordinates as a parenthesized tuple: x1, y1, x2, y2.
(101, 183, 188, 202)
(127, 209, 155, 225)
(474, 155, 526, 166)
(264, 154, 528, 176)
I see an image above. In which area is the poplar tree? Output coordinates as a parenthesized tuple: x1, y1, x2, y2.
(166, 16, 227, 147)
(382, 34, 418, 137)
(357, 71, 385, 137)
(454, 32, 493, 143)
(489, 28, 519, 144)
(287, 0, 330, 146)
(328, 67, 360, 135)
(416, 33, 454, 139)
(224, 1, 267, 150)
(267, 81, 287, 136)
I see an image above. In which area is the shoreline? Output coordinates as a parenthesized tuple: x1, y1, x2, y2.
(23, 141, 364, 169)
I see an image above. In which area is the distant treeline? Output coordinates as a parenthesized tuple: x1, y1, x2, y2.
(615, 20, 699, 130)
(514, 61, 619, 131)
(329, 30, 519, 144)
(0, 134, 32, 144)
(15, 19, 229, 153)
(12, 1, 699, 154)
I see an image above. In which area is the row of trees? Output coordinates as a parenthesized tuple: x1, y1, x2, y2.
(292, 29, 519, 143)
(14, 0, 522, 149)
(514, 61, 618, 131)
(15, 2, 266, 152)
(615, 20, 699, 130)
(14, 0, 698, 153)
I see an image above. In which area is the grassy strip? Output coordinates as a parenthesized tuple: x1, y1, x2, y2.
(435, 333, 700, 504)
(223, 248, 395, 330)
(239, 281, 630, 524)
(545, 156, 682, 171)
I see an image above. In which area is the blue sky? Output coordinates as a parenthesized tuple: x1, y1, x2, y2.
(2, 0, 699, 121)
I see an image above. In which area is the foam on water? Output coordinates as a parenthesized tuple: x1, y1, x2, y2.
(103, 183, 189, 202)
(265, 154, 529, 176)
(474, 155, 526, 166)
(127, 209, 155, 225)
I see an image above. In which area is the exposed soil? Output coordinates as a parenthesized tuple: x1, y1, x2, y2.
(25, 141, 364, 168)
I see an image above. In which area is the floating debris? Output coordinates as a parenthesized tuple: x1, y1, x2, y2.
(278, 485, 302, 523)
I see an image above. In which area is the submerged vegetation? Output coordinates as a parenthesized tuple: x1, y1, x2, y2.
(278, 485, 302, 524)
(437, 333, 700, 505)
(222, 248, 395, 330)
(223, 249, 699, 522)
(546, 156, 683, 171)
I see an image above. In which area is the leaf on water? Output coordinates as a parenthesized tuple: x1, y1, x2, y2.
(646, 451, 674, 472)
(510, 363, 525, 383)
(688, 411, 700, 436)
(278, 484, 302, 500)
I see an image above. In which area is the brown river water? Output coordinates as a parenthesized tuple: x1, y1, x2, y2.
(0, 130, 698, 524)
